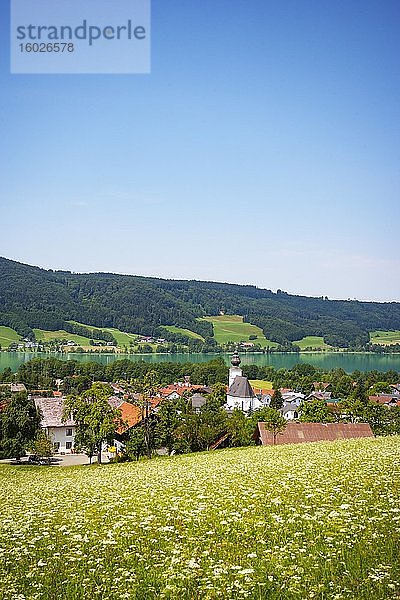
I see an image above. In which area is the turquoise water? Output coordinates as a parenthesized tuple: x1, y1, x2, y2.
(1, 351, 400, 373)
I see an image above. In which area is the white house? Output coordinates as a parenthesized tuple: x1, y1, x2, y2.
(34, 397, 76, 454)
(281, 402, 300, 420)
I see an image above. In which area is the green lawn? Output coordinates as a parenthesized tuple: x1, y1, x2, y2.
(370, 330, 400, 345)
(162, 326, 205, 341)
(0, 326, 21, 348)
(33, 329, 92, 346)
(249, 379, 273, 390)
(293, 336, 331, 350)
(1, 437, 399, 599)
(201, 315, 278, 347)
(68, 321, 139, 348)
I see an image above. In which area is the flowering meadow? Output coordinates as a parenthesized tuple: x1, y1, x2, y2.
(1, 437, 400, 600)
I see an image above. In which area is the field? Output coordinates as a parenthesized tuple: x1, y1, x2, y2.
(293, 336, 331, 350)
(370, 330, 400, 346)
(0, 325, 21, 348)
(201, 315, 278, 347)
(162, 326, 205, 341)
(33, 329, 92, 347)
(249, 379, 273, 391)
(1, 437, 399, 599)
(68, 321, 139, 348)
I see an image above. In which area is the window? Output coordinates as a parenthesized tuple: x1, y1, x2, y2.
(53, 442, 60, 452)
(66, 428, 73, 436)
(66, 442, 73, 450)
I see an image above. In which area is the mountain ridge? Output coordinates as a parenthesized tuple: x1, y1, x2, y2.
(1, 256, 400, 348)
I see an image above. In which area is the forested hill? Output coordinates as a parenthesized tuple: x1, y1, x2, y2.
(1, 256, 400, 348)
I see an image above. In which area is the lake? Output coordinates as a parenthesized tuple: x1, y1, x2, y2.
(1, 351, 400, 374)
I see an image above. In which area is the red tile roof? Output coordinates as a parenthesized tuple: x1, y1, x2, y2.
(369, 395, 400, 405)
(256, 422, 374, 446)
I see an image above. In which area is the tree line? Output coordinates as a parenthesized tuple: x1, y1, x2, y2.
(2, 256, 400, 348)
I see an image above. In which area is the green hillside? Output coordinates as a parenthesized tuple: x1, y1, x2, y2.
(68, 321, 139, 347)
(202, 315, 278, 347)
(1, 437, 399, 599)
(33, 329, 92, 346)
(293, 335, 332, 350)
(2, 256, 400, 349)
(162, 325, 205, 341)
(0, 326, 21, 348)
(370, 330, 400, 345)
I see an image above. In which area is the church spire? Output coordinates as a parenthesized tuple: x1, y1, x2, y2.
(229, 347, 242, 387)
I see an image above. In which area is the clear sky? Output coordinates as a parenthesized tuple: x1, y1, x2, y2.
(1, 0, 399, 301)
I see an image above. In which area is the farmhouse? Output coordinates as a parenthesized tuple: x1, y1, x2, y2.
(34, 397, 76, 453)
(369, 394, 400, 407)
(255, 422, 374, 446)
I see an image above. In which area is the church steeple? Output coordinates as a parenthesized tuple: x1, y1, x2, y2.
(229, 347, 243, 387)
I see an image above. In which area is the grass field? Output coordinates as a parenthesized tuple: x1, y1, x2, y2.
(33, 329, 92, 346)
(370, 330, 400, 346)
(293, 335, 331, 350)
(1, 437, 399, 599)
(162, 325, 205, 341)
(249, 379, 274, 391)
(69, 321, 139, 348)
(0, 325, 21, 348)
(201, 315, 278, 347)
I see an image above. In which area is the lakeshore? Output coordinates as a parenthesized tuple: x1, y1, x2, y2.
(2, 350, 400, 374)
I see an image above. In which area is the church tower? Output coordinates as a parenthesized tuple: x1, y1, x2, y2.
(229, 349, 242, 387)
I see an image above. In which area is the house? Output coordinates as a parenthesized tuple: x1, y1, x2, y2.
(282, 391, 305, 406)
(34, 397, 76, 453)
(0, 383, 27, 393)
(369, 394, 400, 407)
(281, 402, 299, 420)
(306, 391, 332, 402)
(255, 422, 374, 446)
(190, 393, 207, 413)
(313, 382, 331, 391)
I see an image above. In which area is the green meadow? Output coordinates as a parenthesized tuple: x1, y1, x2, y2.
(162, 325, 205, 341)
(201, 315, 278, 347)
(370, 330, 400, 345)
(1, 437, 399, 599)
(0, 326, 21, 348)
(68, 321, 139, 348)
(249, 379, 274, 390)
(33, 329, 92, 346)
(293, 335, 331, 350)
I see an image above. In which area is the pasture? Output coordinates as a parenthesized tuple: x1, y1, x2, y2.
(370, 330, 400, 346)
(201, 315, 278, 347)
(33, 329, 92, 347)
(162, 326, 205, 341)
(1, 437, 399, 599)
(0, 325, 21, 348)
(293, 336, 331, 350)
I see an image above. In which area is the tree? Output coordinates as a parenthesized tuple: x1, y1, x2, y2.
(30, 431, 53, 464)
(125, 427, 146, 461)
(131, 371, 159, 459)
(0, 392, 41, 460)
(269, 388, 283, 409)
(227, 409, 254, 447)
(63, 382, 122, 464)
(155, 396, 184, 455)
(369, 382, 392, 395)
(255, 407, 287, 445)
(300, 399, 334, 423)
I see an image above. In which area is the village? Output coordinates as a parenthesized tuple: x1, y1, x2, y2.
(2, 351, 400, 464)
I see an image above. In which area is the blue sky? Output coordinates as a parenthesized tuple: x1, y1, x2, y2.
(1, 0, 399, 301)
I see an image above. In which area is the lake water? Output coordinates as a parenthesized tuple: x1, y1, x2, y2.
(1, 351, 400, 374)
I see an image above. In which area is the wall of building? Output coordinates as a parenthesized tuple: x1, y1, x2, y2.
(47, 426, 76, 453)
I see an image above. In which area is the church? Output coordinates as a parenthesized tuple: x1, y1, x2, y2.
(225, 350, 266, 413)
